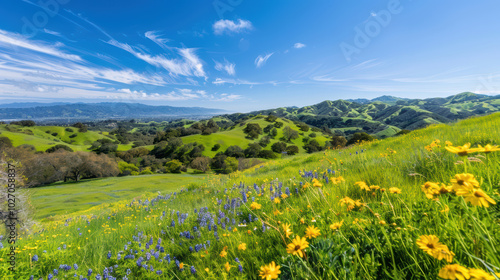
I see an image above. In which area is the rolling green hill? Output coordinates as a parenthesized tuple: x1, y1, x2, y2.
(222, 92, 500, 138)
(181, 116, 331, 157)
(0, 124, 147, 152)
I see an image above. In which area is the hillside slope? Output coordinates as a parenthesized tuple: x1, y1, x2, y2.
(223, 92, 500, 137)
(181, 116, 330, 157)
(5, 112, 500, 279)
(0, 124, 139, 151)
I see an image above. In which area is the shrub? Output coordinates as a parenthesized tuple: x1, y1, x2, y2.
(51, 132, 58, 137)
(304, 139, 322, 153)
(271, 142, 287, 153)
(190, 157, 211, 172)
(165, 159, 182, 173)
(244, 143, 262, 158)
(330, 135, 347, 149)
(286, 145, 299, 155)
(69, 134, 78, 138)
(11, 120, 36, 126)
(238, 158, 264, 171)
(259, 136, 271, 147)
(223, 157, 238, 174)
(243, 123, 262, 139)
(46, 144, 74, 153)
(347, 132, 374, 145)
(65, 128, 74, 132)
(265, 114, 277, 122)
(139, 167, 154, 175)
(118, 161, 139, 174)
(224, 145, 245, 158)
(282, 126, 299, 142)
(211, 144, 221, 151)
(258, 150, 277, 159)
(0, 137, 13, 149)
(395, 129, 411, 136)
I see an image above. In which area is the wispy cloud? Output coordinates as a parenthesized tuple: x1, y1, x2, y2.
(294, 43, 306, 49)
(65, 9, 113, 39)
(255, 53, 273, 68)
(0, 29, 82, 61)
(214, 59, 236, 76)
(213, 78, 259, 85)
(213, 19, 253, 35)
(107, 39, 206, 78)
(43, 29, 62, 37)
(0, 29, 170, 102)
(145, 31, 171, 50)
(213, 93, 243, 102)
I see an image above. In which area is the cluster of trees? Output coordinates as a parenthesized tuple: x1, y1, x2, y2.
(0, 137, 119, 187)
(153, 119, 220, 143)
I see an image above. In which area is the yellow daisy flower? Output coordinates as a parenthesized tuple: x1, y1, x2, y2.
(305, 225, 321, 239)
(259, 261, 281, 280)
(438, 264, 470, 280)
(286, 236, 309, 258)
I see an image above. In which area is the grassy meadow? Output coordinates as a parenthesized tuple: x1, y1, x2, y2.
(29, 174, 206, 222)
(1, 113, 500, 279)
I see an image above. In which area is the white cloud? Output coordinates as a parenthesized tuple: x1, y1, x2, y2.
(255, 53, 273, 68)
(145, 31, 171, 50)
(0, 29, 82, 61)
(214, 59, 236, 76)
(213, 93, 242, 102)
(294, 43, 306, 49)
(213, 19, 253, 35)
(43, 29, 62, 37)
(107, 39, 206, 78)
(213, 78, 259, 85)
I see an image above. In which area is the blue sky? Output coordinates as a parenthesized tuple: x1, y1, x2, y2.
(1, 0, 499, 112)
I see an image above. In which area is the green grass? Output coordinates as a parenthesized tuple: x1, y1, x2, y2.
(2, 113, 500, 279)
(29, 174, 206, 221)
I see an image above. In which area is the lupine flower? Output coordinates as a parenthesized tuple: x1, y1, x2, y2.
(32, 255, 38, 261)
(190, 266, 196, 275)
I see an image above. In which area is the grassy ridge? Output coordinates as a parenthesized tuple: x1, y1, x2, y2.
(2, 113, 500, 279)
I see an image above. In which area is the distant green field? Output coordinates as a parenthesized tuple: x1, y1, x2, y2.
(29, 173, 206, 221)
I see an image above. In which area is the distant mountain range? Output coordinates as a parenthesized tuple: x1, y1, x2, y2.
(2, 93, 499, 138)
(222, 92, 500, 138)
(0, 102, 225, 122)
